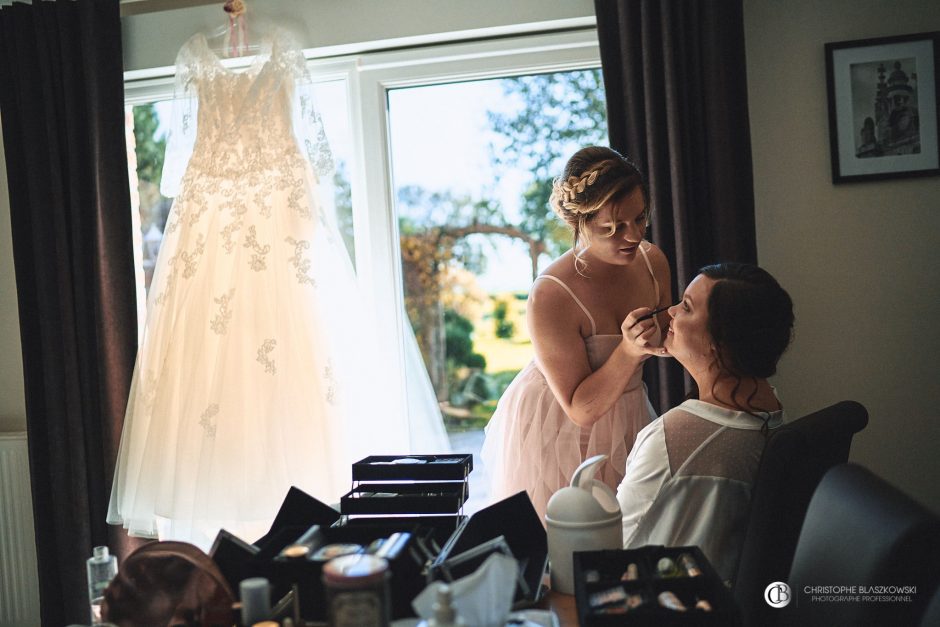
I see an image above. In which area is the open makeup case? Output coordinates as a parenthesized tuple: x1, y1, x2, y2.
(572, 546, 740, 626)
(209, 454, 548, 621)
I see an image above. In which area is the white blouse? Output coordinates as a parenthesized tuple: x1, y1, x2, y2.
(616, 399, 786, 582)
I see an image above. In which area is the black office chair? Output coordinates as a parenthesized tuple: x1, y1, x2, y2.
(920, 585, 940, 627)
(780, 463, 940, 627)
(733, 400, 868, 627)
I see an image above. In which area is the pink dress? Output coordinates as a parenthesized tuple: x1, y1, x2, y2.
(481, 246, 661, 522)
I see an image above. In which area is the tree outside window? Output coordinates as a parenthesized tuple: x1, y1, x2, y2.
(390, 68, 607, 432)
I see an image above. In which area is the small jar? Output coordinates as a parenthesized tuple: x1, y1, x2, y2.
(322, 554, 391, 627)
(656, 556, 680, 578)
(677, 552, 702, 577)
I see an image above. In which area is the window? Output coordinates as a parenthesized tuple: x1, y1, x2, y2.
(386, 69, 607, 486)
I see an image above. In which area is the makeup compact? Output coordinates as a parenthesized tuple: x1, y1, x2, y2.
(572, 546, 736, 625)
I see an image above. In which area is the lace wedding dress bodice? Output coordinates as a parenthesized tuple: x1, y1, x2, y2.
(161, 31, 332, 199)
(109, 31, 449, 550)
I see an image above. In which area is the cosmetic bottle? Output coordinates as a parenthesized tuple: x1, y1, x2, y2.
(417, 584, 466, 627)
(323, 554, 391, 627)
(86, 546, 118, 626)
(240, 577, 272, 626)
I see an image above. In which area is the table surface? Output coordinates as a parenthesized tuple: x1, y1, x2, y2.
(387, 592, 576, 627)
(539, 590, 577, 626)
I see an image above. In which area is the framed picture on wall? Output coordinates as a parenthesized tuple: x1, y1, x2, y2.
(825, 31, 940, 183)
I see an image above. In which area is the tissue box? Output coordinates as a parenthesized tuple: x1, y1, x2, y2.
(430, 491, 548, 608)
(572, 546, 740, 626)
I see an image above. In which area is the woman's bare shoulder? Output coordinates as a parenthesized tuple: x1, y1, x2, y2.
(643, 241, 670, 268)
(528, 257, 584, 321)
(529, 272, 571, 307)
(642, 241, 672, 287)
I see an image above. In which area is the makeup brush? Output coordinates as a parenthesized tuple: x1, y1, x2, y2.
(633, 305, 671, 324)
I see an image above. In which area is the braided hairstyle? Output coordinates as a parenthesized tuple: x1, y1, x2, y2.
(549, 146, 650, 269)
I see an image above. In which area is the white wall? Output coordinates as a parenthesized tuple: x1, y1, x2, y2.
(745, 0, 940, 513)
(122, 0, 596, 70)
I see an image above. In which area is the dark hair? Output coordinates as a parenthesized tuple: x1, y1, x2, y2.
(549, 146, 650, 253)
(699, 262, 794, 379)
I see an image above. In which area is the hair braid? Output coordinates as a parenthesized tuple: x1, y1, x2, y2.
(551, 161, 614, 213)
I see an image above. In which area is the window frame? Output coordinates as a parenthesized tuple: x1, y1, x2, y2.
(123, 26, 601, 423)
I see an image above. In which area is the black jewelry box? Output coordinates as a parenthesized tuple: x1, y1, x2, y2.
(350, 454, 474, 481)
(341, 454, 473, 518)
(572, 546, 741, 626)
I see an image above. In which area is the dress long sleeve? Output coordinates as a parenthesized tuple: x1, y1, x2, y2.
(283, 40, 333, 179)
(617, 419, 671, 544)
(160, 43, 200, 198)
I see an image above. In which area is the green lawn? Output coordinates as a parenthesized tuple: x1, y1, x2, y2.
(474, 335, 532, 373)
(441, 292, 533, 429)
(474, 291, 532, 373)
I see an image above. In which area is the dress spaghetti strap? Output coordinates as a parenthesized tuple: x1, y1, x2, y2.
(638, 244, 662, 334)
(536, 275, 597, 336)
(638, 243, 660, 305)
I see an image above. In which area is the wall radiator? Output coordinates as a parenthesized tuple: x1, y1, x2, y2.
(0, 433, 40, 627)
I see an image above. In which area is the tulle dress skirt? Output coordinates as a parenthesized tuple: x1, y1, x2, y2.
(108, 160, 432, 549)
(480, 335, 655, 522)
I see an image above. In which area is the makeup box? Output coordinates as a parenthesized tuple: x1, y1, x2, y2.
(209, 486, 341, 592)
(212, 491, 432, 620)
(572, 546, 740, 626)
(210, 455, 470, 620)
(259, 522, 428, 619)
(210, 486, 343, 615)
(340, 454, 473, 519)
(338, 453, 477, 574)
(209, 455, 549, 620)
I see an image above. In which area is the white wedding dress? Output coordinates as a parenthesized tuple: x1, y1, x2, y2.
(108, 31, 449, 550)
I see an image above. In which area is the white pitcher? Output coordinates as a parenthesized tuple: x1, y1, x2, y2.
(544, 454, 623, 594)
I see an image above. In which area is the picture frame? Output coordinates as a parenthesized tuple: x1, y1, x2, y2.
(825, 31, 940, 183)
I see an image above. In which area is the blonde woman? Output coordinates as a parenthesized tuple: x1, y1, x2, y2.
(481, 146, 671, 521)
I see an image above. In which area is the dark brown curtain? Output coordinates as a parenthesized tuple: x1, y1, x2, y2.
(0, 1, 139, 624)
(594, 0, 758, 413)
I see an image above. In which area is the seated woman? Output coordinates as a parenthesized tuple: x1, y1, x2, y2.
(616, 262, 794, 582)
